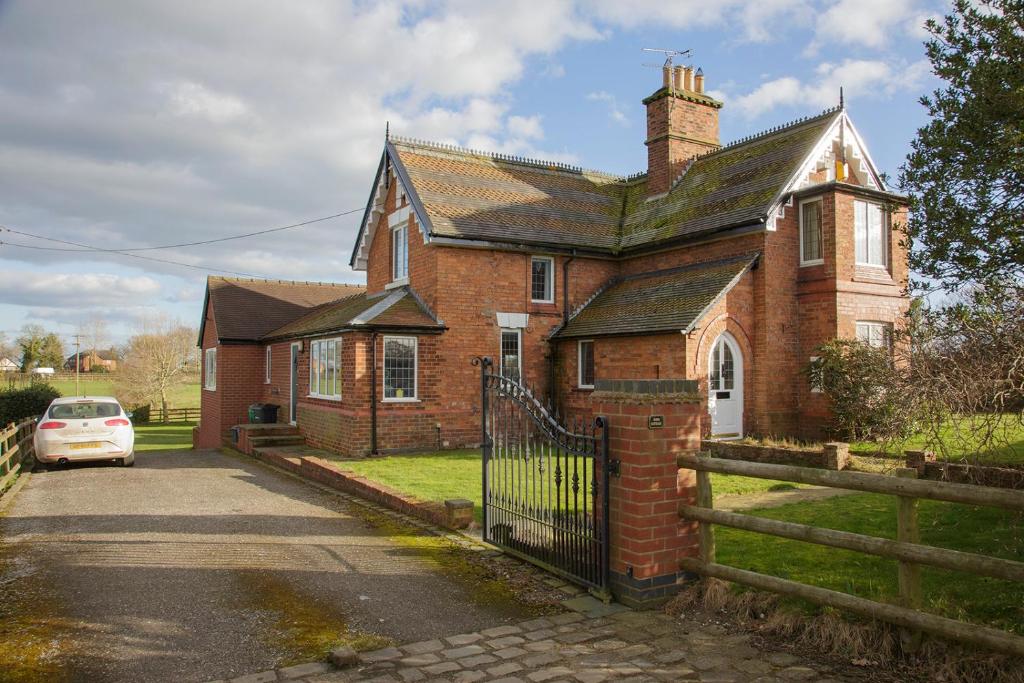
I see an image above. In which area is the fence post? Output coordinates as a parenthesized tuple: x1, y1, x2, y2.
(695, 459, 716, 565)
(895, 467, 923, 651)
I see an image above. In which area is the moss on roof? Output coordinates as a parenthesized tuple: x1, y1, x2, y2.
(553, 253, 759, 339)
(390, 108, 842, 253)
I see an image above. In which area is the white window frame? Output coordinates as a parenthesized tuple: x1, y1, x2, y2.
(390, 206, 410, 284)
(308, 337, 342, 400)
(856, 321, 893, 350)
(578, 339, 595, 389)
(798, 196, 824, 266)
(854, 200, 888, 268)
(383, 335, 418, 402)
(499, 328, 522, 381)
(203, 348, 216, 391)
(264, 346, 272, 384)
(530, 256, 555, 303)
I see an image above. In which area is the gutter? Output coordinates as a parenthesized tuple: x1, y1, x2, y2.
(370, 331, 378, 455)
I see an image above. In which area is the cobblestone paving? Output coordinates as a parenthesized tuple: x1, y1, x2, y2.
(223, 609, 855, 683)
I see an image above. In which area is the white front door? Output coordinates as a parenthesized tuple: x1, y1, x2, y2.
(708, 333, 743, 438)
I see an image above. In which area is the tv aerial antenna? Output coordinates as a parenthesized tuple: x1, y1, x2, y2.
(641, 47, 692, 69)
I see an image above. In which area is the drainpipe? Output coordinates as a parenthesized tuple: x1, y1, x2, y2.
(370, 331, 379, 455)
(554, 249, 577, 407)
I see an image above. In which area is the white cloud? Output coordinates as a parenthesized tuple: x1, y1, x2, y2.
(0, 272, 161, 308)
(586, 91, 629, 126)
(808, 0, 923, 51)
(726, 59, 931, 118)
(164, 81, 249, 123)
(507, 115, 544, 140)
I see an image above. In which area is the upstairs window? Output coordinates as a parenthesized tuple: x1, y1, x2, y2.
(383, 336, 417, 400)
(530, 256, 554, 303)
(799, 198, 823, 265)
(578, 340, 595, 389)
(204, 348, 217, 391)
(855, 200, 887, 267)
(391, 214, 408, 281)
(309, 338, 341, 399)
(856, 321, 892, 351)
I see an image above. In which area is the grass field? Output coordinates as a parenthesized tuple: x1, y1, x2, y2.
(717, 493, 1024, 633)
(333, 450, 809, 523)
(134, 422, 195, 452)
(848, 414, 1024, 464)
(46, 379, 201, 409)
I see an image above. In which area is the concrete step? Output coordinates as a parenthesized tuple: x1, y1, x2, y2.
(248, 435, 306, 448)
(237, 423, 300, 438)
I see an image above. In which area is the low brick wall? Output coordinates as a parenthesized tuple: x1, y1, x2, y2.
(906, 450, 1024, 489)
(704, 440, 850, 470)
(242, 447, 466, 528)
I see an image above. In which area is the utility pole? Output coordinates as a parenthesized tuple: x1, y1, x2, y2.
(73, 334, 82, 396)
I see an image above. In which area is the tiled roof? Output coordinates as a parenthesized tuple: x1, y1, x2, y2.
(262, 287, 442, 340)
(388, 108, 842, 253)
(206, 277, 365, 342)
(552, 253, 759, 339)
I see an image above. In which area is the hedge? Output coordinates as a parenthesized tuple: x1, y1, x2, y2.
(0, 383, 60, 426)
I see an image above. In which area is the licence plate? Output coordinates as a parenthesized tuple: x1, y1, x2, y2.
(70, 442, 103, 450)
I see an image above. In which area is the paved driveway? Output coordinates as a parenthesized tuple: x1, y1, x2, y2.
(0, 450, 535, 682)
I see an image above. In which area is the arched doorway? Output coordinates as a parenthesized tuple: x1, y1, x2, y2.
(708, 332, 743, 438)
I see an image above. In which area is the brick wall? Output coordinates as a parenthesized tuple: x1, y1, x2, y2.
(645, 91, 720, 196)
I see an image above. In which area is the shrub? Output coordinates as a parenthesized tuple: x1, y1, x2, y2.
(0, 383, 61, 427)
(806, 340, 917, 442)
(130, 404, 151, 424)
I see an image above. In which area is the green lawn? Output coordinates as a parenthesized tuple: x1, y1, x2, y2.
(134, 422, 195, 452)
(333, 450, 808, 522)
(336, 450, 485, 522)
(848, 414, 1024, 464)
(49, 380, 201, 409)
(717, 493, 1024, 633)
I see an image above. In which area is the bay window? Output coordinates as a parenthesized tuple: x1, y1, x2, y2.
(383, 336, 417, 400)
(854, 200, 887, 267)
(799, 197, 823, 265)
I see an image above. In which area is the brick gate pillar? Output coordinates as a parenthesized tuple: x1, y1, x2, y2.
(592, 379, 702, 608)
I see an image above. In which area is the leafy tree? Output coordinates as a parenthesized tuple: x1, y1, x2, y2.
(16, 324, 47, 371)
(39, 333, 65, 370)
(115, 316, 197, 421)
(899, 0, 1024, 293)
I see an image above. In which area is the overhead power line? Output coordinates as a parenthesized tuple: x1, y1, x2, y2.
(0, 239, 270, 278)
(0, 207, 364, 253)
(0, 206, 366, 278)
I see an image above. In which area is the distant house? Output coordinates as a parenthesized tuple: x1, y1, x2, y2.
(0, 358, 17, 372)
(64, 350, 119, 372)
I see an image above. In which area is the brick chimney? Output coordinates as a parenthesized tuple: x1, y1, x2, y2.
(644, 65, 722, 196)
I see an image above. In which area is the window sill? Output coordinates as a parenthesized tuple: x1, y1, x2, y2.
(382, 397, 420, 403)
(577, 385, 594, 391)
(203, 387, 216, 392)
(308, 394, 342, 402)
(799, 260, 824, 267)
(530, 298, 555, 305)
(385, 278, 409, 290)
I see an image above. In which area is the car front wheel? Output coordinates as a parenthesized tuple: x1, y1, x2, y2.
(121, 454, 135, 467)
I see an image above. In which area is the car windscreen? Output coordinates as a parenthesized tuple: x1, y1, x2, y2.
(49, 402, 121, 419)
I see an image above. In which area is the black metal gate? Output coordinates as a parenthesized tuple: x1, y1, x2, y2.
(475, 357, 610, 592)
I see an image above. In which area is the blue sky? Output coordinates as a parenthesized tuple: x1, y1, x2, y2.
(0, 0, 948, 349)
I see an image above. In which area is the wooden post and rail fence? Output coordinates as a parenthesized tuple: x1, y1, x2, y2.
(677, 453, 1024, 658)
(0, 419, 37, 493)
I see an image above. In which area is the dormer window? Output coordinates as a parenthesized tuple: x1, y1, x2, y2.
(390, 206, 409, 282)
(799, 197, 823, 266)
(530, 256, 554, 303)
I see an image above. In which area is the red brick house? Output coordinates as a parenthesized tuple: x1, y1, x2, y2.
(196, 66, 908, 454)
(64, 350, 119, 372)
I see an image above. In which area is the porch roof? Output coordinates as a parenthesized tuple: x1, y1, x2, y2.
(551, 253, 759, 339)
(261, 286, 443, 341)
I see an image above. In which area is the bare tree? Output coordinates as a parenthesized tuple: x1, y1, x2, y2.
(116, 316, 197, 422)
(76, 315, 110, 360)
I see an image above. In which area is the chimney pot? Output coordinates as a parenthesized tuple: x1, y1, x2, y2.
(662, 65, 672, 89)
(673, 66, 684, 91)
(694, 67, 705, 94)
(683, 67, 694, 91)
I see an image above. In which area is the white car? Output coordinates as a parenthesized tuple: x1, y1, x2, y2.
(34, 396, 135, 468)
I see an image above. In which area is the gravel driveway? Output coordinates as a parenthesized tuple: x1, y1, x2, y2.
(0, 449, 536, 682)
